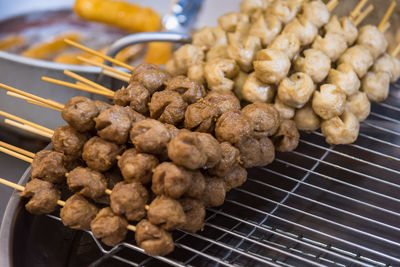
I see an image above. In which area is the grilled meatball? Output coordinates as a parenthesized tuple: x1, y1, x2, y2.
(62, 96, 99, 132)
(130, 64, 171, 94)
(203, 177, 226, 207)
(203, 91, 241, 115)
(268, 33, 300, 60)
(242, 102, 280, 137)
(324, 16, 358, 46)
(110, 181, 149, 221)
(338, 45, 373, 78)
(114, 82, 150, 115)
(271, 120, 299, 152)
(312, 84, 346, 120)
(249, 14, 282, 47)
(179, 198, 205, 233)
(82, 137, 122, 172)
(215, 110, 252, 144)
(168, 131, 207, 170)
(21, 179, 60, 214)
(196, 132, 222, 169)
(188, 62, 206, 84)
(224, 164, 247, 190)
(362, 71, 390, 102)
(166, 44, 205, 76)
(301, 0, 330, 28)
(185, 170, 206, 199)
(130, 63, 158, 79)
(31, 150, 67, 184)
(218, 12, 250, 33)
(254, 48, 291, 84)
(282, 16, 318, 46)
(94, 106, 137, 144)
(294, 103, 321, 131)
(274, 96, 295, 120)
(60, 194, 98, 230)
(148, 195, 186, 231)
(321, 111, 359, 145)
(267, 0, 301, 24)
(373, 53, 400, 82)
(209, 142, 240, 177)
(294, 49, 331, 83)
(357, 25, 388, 59)
(130, 119, 172, 155)
(184, 101, 219, 133)
(312, 33, 347, 61)
(205, 58, 239, 92)
(327, 63, 360, 97)
(206, 44, 229, 61)
(91, 207, 128, 246)
(149, 90, 187, 125)
(67, 167, 107, 199)
(118, 149, 158, 184)
(166, 75, 206, 104)
(228, 35, 261, 72)
(192, 26, 227, 51)
(93, 100, 111, 113)
(345, 91, 371, 122)
(152, 162, 192, 198)
(240, 0, 268, 15)
(236, 135, 275, 168)
(135, 219, 174, 256)
(52, 126, 89, 161)
(241, 72, 276, 103)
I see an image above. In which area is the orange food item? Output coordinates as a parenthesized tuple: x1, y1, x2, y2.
(74, 0, 161, 33)
(144, 42, 172, 65)
(0, 34, 25, 50)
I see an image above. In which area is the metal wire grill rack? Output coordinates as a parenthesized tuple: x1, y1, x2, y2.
(43, 87, 400, 267)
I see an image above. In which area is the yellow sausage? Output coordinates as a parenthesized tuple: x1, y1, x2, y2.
(21, 33, 81, 60)
(74, 0, 161, 32)
(144, 42, 172, 65)
(0, 34, 25, 50)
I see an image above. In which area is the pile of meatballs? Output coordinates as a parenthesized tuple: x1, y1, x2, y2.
(166, 0, 400, 145)
(20, 61, 299, 256)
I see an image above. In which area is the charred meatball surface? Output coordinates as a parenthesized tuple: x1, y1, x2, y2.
(62, 96, 99, 132)
(166, 75, 206, 104)
(135, 219, 174, 256)
(184, 101, 219, 133)
(114, 82, 150, 115)
(149, 90, 188, 125)
(91, 207, 128, 246)
(203, 91, 241, 115)
(242, 102, 280, 137)
(21, 179, 61, 214)
(31, 150, 67, 184)
(82, 137, 123, 172)
(215, 110, 252, 144)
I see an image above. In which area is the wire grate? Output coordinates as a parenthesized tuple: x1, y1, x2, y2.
(43, 88, 400, 266)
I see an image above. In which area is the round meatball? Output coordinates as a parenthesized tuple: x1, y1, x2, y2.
(192, 26, 227, 51)
(166, 44, 204, 76)
(338, 45, 373, 78)
(277, 72, 315, 109)
(312, 33, 347, 61)
(241, 72, 276, 103)
(52, 126, 89, 161)
(130, 63, 159, 80)
(94, 106, 136, 144)
(209, 142, 240, 177)
(324, 15, 358, 46)
(294, 103, 321, 131)
(203, 91, 241, 115)
(118, 149, 159, 184)
(62, 96, 99, 132)
(152, 162, 192, 198)
(235, 135, 275, 168)
(91, 207, 128, 246)
(203, 177, 226, 207)
(241, 102, 280, 137)
(166, 75, 206, 104)
(267, 0, 301, 24)
(321, 111, 359, 145)
(327, 63, 360, 97)
(294, 49, 331, 83)
(268, 33, 300, 60)
(149, 90, 188, 125)
(196, 133, 222, 169)
(362, 71, 390, 102)
(67, 167, 107, 199)
(312, 84, 346, 120)
(82, 137, 122, 172)
(131, 64, 171, 94)
(110, 181, 149, 221)
(249, 14, 282, 47)
(373, 53, 400, 82)
(135, 219, 174, 256)
(301, 0, 330, 28)
(228, 35, 261, 72)
(31, 150, 67, 184)
(274, 96, 295, 120)
(205, 58, 239, 92)
(130, 119, 172, 155)
(114, 82, 150, 115)
(345, 91, 371, 122)
(271, 120, 300, 152)
(282, 16, 318, 46)
(93, 100, 111, 113)
(184, 101, 219, 133)
(185, 170, 206, 199)
(357, 25, 388, 59)
(254, 48, 290, 84)
(224, 165, 247, 190)
(168, 131, 207, 170)
(21, 179, 60, 214)
(148, 195, 186, 231)
(60, 194, 98, 230)
(179, 198, 206, 233)
(215, 110, 252, 144)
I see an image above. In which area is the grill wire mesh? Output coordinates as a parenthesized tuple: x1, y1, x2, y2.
(44, 85, 400, 267)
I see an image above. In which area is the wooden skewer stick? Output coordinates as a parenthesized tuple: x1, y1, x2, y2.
(349, 0, 369, 20)
(63, 70, 115, 95)
(41, 76, 114, 98)
(6, 92, 62, 111)
(391, 43, 400, 58)
(0, 141, 35, 158)
(354, 4, 374, 26)
(327, 0, 339, 12)
(103, 69, 130, 83)
(0, 110, 54, 135)
(5, 119, 53, 139)
(0, 146, 33, 163)
(77, 56, 131, 79)
(381, 22, 391, 34)
(378, 1, 396, 31)
(0, 83, 64, 110)
(64, 39, 135, 72)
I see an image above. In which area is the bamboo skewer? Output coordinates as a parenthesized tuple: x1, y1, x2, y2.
(381, 22, 391, 34)
(0, 83, 64, 110)
(6, 92, 62, 111)
(327, 0, 339, 12)
(103, 69, 130, 82)
(0, 141, 35, 158)
(64, 39, 135, 71)
(63, 70, 115, 94)
(354, 4, 374, 26)
(77, 56, 131, 79)
(0, 146, 33, 163)
(391, 43, 400, 58)
(378, 1, 396, 31)
(349, 0, 369, 20)
(0, 110, 54, 135)
(4, 119, 53, 139)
